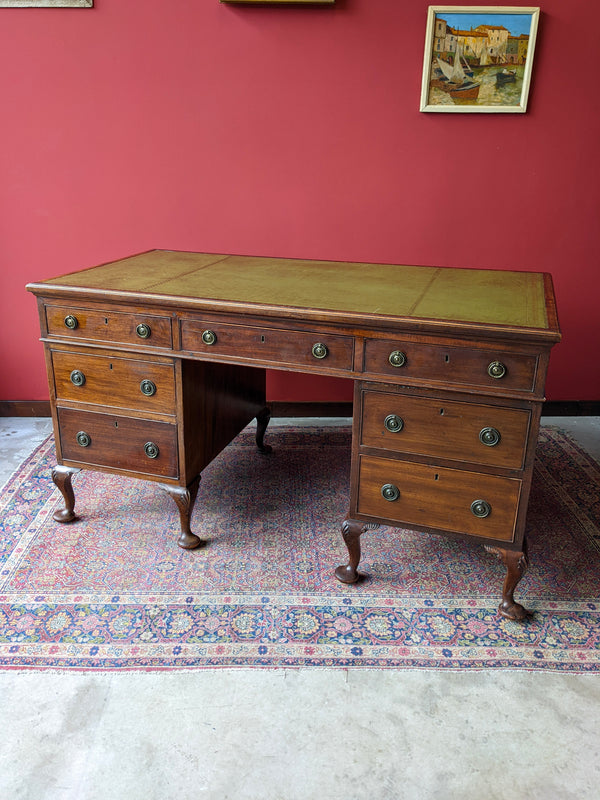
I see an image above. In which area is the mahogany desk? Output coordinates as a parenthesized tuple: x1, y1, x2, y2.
(27, 251, 561, 620)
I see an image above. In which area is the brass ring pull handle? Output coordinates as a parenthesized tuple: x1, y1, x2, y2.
(384, 414, 404, 433)
(381, 483, 400, 502)
(471, 499, 491, 518)
(70, 370, 86, 387)
(64, 315, 79, 330)
(487, 361, 506, 379)
(136, 323, 152, 340)
(140, 379, 157, 397)
(479, 427, 501, 447)
(76, 431, 91, 447)
(388, 350, 407, 368)
(144, 442, 160, 459)
(201, 329, 217, 345)
(312, 342, 328, 359)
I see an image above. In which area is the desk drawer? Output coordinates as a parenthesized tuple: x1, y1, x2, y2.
(51, 351, 176, 415)
(45, 305, 173, 349)
(361, 390, 530, 469)
(58, 408, 179, 478)
(363, 339, 538, 393)
(181, 319, 354, 372)
(357, 455, 520, 542)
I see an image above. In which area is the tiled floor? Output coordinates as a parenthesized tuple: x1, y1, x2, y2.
(1, 416, 599, 800)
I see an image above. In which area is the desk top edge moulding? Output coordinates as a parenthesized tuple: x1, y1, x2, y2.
(29, 250, 560, 340)
(27, 251, 561, 623)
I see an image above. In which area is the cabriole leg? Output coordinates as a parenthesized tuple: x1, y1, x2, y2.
(485, 542, 531, 621)
(51, 466, 80, 523)
(335, 517, 378, 584)
(255, 406, 272, 454)
(160, 476, 203, 550)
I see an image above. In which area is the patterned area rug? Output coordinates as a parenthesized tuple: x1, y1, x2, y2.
(1, 425, 599, 671)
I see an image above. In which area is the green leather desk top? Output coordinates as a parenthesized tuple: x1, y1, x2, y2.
(31, 250, 560, 337)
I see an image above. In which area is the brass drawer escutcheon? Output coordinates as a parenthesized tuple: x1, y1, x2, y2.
(471, 499, 492, 518)
(144, 442, 160, 459)
(136, 323, 152, 340)
(140, 379, 157, 397)
(381, 483, 400, 502)
(487, 361, 507, 379)
(388, 350, 407, 368)
(70, 370, 86, 387)
(479, 427, 501, 447)
(384, 414, 404, 433)
(311, 342, 328, 359)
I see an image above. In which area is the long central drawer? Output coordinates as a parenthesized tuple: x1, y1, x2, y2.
(180, 318, 354, 372)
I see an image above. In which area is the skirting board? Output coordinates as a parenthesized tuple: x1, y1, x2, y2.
(1, 400, 599, 418)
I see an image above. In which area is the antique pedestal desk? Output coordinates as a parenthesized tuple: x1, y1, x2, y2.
(27, 251, 561, 620)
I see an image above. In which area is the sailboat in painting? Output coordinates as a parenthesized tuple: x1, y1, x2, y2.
(432, 45, 480, 100)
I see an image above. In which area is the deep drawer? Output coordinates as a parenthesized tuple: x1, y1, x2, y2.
(356, 455, 521, 542)
(51, 350, 176, 415)
(363, 339, 538, 393)
(181, 319, 354, 372)
(361, 390, 530, 469)
(58, 408, 179, 478)
(45, 305, 173, 349)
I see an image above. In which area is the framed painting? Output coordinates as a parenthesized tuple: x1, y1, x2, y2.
(0, 1, 92, 5)
(420, 6, 539, 113)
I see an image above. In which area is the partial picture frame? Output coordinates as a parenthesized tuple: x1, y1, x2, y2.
(420, 6, 540, 113)
(0, 1, 92, 6)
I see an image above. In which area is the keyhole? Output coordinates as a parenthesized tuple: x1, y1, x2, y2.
(444, 354, 449, 362)
(261, 335, 265, 343)
(104, 318, 109, 325)
(114, 421, 118, 428)
(434, 474, 439, 481)
(439, 408, 444, 415)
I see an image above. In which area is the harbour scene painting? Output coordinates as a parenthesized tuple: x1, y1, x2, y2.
(420, 6, 539, 113)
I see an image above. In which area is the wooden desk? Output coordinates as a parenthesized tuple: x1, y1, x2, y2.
(27, 251, 561, 620)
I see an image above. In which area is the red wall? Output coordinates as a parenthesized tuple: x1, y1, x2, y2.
(1, 0, 598, 403)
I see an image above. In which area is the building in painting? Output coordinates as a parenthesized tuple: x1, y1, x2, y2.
(475, 24, 510, 61)
(433, 18, 529, 66)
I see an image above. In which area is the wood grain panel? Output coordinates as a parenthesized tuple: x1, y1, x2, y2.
(51, 350, 176, 415)
(45, 305, 173, 349)
(363, 338, 538, 392)
(361, 390, 530, 469)
(357, 455, 521, 541)
(58, 408, 178, 478)
(181, 319, 354, 372)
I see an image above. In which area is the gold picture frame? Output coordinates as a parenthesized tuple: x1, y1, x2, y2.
(0, 1, 92, 5)
(420, 6, 539, 113)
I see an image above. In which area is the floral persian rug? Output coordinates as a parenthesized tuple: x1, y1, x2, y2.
(1, 424, 599, 672)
